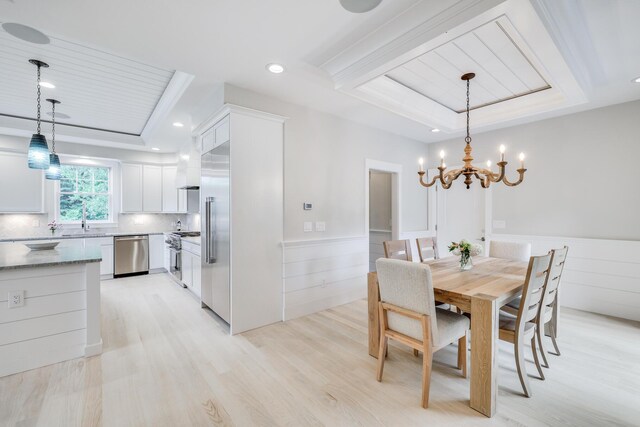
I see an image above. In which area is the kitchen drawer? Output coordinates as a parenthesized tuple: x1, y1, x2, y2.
(182, 240, 201, 257)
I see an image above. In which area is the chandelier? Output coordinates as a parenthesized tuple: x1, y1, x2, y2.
(417, 73, 527, 189)
(27, 59, 50, 169)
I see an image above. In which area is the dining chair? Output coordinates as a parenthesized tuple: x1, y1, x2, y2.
(503, 246, 569, 373)
(383, 239, 412, 261)
(416, 237, 439, 262)
(489, 240, 532, 262)
(375, 258, 470, 408)
(498, 253, 552, 397)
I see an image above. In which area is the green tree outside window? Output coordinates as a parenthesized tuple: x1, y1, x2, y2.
(59, 165, 111, 221)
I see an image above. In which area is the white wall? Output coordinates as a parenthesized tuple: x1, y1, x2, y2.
(427, 100, 640, 241)
(223, 84, 429, 241)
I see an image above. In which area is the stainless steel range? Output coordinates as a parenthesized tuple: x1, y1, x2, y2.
(165, 231, 200, 286)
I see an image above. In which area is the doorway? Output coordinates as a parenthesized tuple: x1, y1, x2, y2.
(365, 160, 402, 272)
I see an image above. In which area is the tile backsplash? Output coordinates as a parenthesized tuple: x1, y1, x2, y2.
(0, 213, 188, 238)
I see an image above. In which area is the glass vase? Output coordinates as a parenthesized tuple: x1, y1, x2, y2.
(460, 254, 473, 271)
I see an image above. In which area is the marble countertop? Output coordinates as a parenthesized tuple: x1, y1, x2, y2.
(0, 243, 102, 271)
(0, 231, 167, 243)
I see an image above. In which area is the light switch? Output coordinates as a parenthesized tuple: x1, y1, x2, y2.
(315, 221, 326, 232)
(303, 222, 313, 232)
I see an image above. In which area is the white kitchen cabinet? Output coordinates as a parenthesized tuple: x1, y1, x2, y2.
(181, 250, 193, 288)
(200, 127, 215, 153)
(99, 243, 114, 276)
(163, 240, 171, 273)
(161, 166, 179, 213)
(142, 165, 162, 212)
(0, 152, 44, 213)
(214, 115, 230, 147)
(181, 240, 201, 296)
(121, 163, 143, 212)
(149, 234, 165, 271)
(192, 254, 201, 297)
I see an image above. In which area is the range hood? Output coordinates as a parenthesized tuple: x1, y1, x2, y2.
(179, 185, 199, 190)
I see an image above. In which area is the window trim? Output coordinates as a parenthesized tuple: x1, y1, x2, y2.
(53, 155, 120, 227)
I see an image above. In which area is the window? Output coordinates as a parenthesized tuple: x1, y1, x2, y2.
(59, 165, 112, 222)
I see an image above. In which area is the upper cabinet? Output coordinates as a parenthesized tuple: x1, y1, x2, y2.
(121, 163, 184, 213)
(200, 115, 230, 154)
(142, 165, 162, 212)
(0, 152, 44, 213)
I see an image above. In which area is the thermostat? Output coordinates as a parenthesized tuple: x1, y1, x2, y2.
(303, 202, 313, 210)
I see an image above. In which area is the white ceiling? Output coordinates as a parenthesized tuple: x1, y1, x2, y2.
(0, 0, 638, 152)
(0, 26, 175, 135)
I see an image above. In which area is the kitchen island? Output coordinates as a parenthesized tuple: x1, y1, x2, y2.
(0, 243, 102, 377)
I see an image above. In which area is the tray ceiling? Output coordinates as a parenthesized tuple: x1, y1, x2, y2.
(0, 25, 174, 136)
(385, 20, 551, 113)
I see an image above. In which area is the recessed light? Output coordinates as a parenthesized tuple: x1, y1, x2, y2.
(266, 63, 285, 74)
(39, 81, 55, 89)
(181, 155, 189, 160)
(172, 122, 184, 127)
(2, 23, 50, 44)
(634, 77, 640, 83)
(151, 147, 160, 151)
(431, 128, 440, 133)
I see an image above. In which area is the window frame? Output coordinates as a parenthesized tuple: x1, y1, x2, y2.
(54, 156, 120, 227)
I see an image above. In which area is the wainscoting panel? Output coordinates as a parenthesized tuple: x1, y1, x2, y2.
(369, 230, 391, 272)
(283, 236, 368, 320)
(489, 234, 640, 321)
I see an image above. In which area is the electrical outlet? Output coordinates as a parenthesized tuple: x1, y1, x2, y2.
(8, 291, 24, 309)
(303, 222, 313, 232)
(315, 221, 326, 232)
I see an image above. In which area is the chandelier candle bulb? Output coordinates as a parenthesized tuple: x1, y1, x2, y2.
(486, 160, 491, 168)
(499, 144, 506, 161)
(519, 152, 525, 168)
(418, 157, 424, 172)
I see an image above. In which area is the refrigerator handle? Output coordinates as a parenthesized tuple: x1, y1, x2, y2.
(205, 197, 216, 264)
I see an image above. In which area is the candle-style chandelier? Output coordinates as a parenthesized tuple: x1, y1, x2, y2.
(418, 73, 527, 189)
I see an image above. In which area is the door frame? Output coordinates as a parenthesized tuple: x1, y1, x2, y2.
(365, 159, 401, 240)
(427, 166, 493, 251)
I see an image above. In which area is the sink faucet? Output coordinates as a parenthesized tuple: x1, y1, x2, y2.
(81, 201, 90, 233)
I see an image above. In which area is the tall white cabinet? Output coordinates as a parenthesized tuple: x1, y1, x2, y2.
(196, 105, 284, 335)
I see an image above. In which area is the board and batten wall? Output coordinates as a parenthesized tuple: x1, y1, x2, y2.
(219, 85, 429, 319)
(428, 100, 640, 321)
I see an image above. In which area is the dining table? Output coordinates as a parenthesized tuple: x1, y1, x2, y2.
(367, 256, 529, 418)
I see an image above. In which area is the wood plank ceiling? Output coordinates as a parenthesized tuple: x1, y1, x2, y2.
(385, 20, 550, 113)
(0, 25, 174, 135)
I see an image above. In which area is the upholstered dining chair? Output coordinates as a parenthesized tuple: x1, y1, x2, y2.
(489, 240, 532, 262)
(383, 239, 412, 261)
(498, 253, 552, 397)
(375, 258, 470, 408)
(503, 246, 569, 373)
(416, 237, 439, 262)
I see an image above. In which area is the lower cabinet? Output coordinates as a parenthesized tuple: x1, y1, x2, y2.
(181, 241, 201, 297)
(149, 234, 165, 271)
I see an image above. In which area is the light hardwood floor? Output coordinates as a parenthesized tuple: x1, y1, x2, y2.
(1, 273, 639, 426)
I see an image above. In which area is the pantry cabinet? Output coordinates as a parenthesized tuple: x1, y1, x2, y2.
(121, 164, 184, 213)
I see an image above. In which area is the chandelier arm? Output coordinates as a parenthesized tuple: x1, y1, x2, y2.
(474, 172, 491, 188)
(489, 161, 507, 182)
(441, 169, 464, 188)
(502, 168, 527, 187)
(417, 171, 440, 188)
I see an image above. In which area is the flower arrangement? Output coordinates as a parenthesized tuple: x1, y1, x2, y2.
(48, 219, 61, 235)
(448, 239, 483, 271)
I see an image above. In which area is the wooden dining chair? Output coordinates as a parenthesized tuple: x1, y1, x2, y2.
(503, 246, 568, 373)
(383, 239, 412, 261)
(416, 237, 439, 262)
(375, 258, 469, 408)
(498, 253, 551, 397)
(489, 240, 531, 262)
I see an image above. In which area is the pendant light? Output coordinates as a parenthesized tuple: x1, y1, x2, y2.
(45, 99, 61, 180)
(27, 59, 50, 169)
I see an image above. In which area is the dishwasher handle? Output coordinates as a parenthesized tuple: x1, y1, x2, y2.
(115, 235, 148, 241)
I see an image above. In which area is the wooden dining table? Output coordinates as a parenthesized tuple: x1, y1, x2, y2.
(367, 256, 529, 418)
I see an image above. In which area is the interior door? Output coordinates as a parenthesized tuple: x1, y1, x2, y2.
(435, 170, 486, 257)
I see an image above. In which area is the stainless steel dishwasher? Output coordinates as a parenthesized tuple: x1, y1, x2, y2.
(114, 235, 149, 278)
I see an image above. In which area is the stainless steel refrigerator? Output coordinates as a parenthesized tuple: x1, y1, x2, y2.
(200, 141, 230, 323)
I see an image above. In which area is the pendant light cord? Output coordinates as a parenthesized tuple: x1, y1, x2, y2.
(51, 101, 55, 153)
(465, 78, 471, 144)
(36, 64, 42, 135)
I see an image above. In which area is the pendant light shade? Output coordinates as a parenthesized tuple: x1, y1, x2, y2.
(45, 152, 61, 180)
(27, 59, 50, 169)
(28, 133, 50, 169)
(45, 98, 61, 180)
